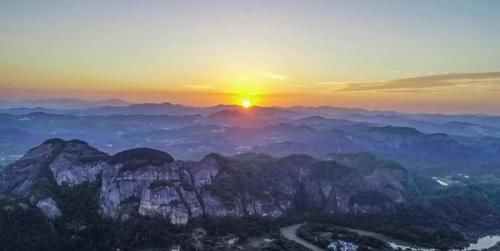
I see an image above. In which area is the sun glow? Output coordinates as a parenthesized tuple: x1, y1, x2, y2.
(242, 99, 252, 108)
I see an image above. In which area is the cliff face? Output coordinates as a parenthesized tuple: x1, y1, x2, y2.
(0, 139, 109, 219)
(0, 139, 413, 224)
(49, 139, 108, 187)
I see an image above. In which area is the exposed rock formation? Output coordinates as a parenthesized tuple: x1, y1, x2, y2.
(0, 139, 108, 219)
(49, 139, 108, 187)
(0, 139, 414, 224)
(99, 149, 413, 224)
(36, 197, 62, 219)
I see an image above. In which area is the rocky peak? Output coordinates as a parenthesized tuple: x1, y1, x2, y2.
(110, 148, 174, 164)
(109, 148, 174, 172)
(0, 138, 67, 198)
(49, 139, 109, 187)
(0, 138, 109, 219)
(100, 148, 180, 221)
(1, 140, 414, 225)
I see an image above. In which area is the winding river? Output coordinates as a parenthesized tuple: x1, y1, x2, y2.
(280, 223, 324, 251)
(279, 223, 500, 251)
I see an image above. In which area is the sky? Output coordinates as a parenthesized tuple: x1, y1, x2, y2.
(1, 0, 500, 114)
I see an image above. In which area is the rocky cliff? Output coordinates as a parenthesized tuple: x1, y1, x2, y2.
(0, 139, 109, 219)
(0, 139, 414, 224)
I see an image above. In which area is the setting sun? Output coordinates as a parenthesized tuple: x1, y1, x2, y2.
(242, 99, 252, 108)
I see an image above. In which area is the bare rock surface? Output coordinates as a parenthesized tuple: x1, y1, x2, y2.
(0, 139, 413, 224)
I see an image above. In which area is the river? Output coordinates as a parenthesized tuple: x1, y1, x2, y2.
(280, 223, 324, 251)
(279, 223, 500, 251)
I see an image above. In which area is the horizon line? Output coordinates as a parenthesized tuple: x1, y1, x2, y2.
(1, 97, 499, 117)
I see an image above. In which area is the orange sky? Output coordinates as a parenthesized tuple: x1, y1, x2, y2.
(1, 1, 500, 114)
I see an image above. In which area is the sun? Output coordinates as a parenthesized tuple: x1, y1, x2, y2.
(241, 99, 252, 108)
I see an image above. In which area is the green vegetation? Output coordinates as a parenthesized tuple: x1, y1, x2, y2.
(1, 180, 295, 251)
(297, 223, 389, 250)
(0, 196, 60, 251)
(300, 179, 500, 249)
(261, 237, 311, 251)
(309, 211, 468, 249)
(350, 190, 392, 208)
(109, 148, 174, 172)
(330, 152, 405, 171)
(3, 140, 500, 250)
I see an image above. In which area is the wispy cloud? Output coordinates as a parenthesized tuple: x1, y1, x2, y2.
(340, 72, 500, 92)
(256, 70, 288, 81)
(311, 81, 349, 93)
(313, 81, 349, 86)
(236, 70, 289, 82)
(184, 84, 217, 90)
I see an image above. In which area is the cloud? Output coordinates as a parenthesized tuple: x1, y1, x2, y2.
(234, 70, 289, 83)
(340, 72, 500, 92)
(311, 81, 349, 93)
(256, 70, 288, 81)
(184, 84, 217, 90)
(313, 81, 349, 86)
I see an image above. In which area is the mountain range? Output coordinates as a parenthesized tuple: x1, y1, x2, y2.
(2, 103, 500, 174)
(3, 100, 500, 249)
(2, 138, 500, 250)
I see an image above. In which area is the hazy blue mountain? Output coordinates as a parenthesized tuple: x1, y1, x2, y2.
(0, 98, 129, 109)
(2, 109, 500, 174)
(2, 103, 500, 138)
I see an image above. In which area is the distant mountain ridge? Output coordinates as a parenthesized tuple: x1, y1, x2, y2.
(1, 99, 500, 128)
(2, 110, 500, 173)
(0, 98, 129, 110)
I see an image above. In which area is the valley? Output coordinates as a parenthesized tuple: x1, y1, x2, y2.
(2, 103, 500, 250)
(2, 1, 500, 249)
